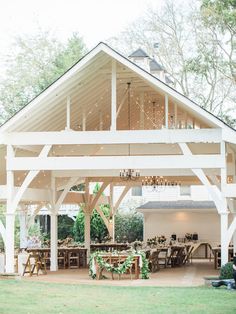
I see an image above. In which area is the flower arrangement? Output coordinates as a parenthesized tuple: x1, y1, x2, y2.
(185, 233, 192, 241)
(147, 237, 157, 246)
(158, 235, 166, 244)
(89, 251, 149, 279)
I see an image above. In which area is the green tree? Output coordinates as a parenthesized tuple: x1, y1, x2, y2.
(0, 30, 87, 123)
(115, 199, 143, 243)
(58, 215, 75, 240)
(73, 205, 110, 243)
(73, 183, 110, 243)
(108, 0, 236, 126)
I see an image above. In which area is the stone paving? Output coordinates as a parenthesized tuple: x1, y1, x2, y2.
(22, 259, 219, 287)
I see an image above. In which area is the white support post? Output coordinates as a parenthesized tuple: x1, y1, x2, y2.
(50, 176, 58, 271)
(165, 94, 169, 129)
(84, 212, 91, 263)
(140, 92, 144, 130)
(0, 219, 6, 245)
(221, 141, 227, 191)
(109, 183, 115, 241)
(220, 212, 229, 266)
(111, 60, 117, 131)
(233, 223, 236, 255)
(50, 213, 58, 271)
(5, 145, 15, 273)
(66, 96, 71, 130)
(19, 209, 28, 249)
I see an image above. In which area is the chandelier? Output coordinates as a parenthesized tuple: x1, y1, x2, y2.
(120, 82, 140, 181)
(142, 176, 180, 191)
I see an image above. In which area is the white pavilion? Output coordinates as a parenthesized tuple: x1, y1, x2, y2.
(0, 42, 236, 273)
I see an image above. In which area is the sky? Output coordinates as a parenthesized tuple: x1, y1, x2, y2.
(0, 0, 162, 53)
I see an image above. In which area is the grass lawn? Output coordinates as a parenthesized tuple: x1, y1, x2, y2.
(0, 280, 235, 314)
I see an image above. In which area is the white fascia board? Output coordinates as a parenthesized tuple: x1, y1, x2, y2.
(7, 155, 224, 171)
(3, 128, 222, 145)
(0, 44, 104, 133)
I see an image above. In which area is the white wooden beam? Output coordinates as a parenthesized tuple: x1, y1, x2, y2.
(50, 176, 58, 271)
(5, 145, 15, 273)
(116, 88, 128, 118)
(179, 143, 226, 212)
(54, 177, 79, 213)
(10, 145, 52, 213)
(221, 141, 227, 192)
(220, 212, 229, 265)
(0, 219, 6, 244)
(4, 129, 222, 145)
(114, 186, 130, 213)
(90, 182, 109, 210)
(8, 154, 224, 171)
(66, 96, 71, 130)
(111, 59, 117, 131)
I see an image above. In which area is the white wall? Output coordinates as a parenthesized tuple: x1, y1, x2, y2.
(144, 211, 220, 246)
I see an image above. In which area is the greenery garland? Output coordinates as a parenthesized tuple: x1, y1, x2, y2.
(89, 250, 149, 279)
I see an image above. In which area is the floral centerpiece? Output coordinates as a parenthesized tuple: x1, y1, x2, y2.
(147, 237, 157, 246)
(185, 233, 192, 241)
(158, 235, 166, 244)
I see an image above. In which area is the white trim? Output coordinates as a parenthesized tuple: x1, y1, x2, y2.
(111, 60, 117, 131)
(7, 155, 224, 171)
(3, 129, 222, 145)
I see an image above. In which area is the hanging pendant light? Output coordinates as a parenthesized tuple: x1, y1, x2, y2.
(120, 82, 140, 181)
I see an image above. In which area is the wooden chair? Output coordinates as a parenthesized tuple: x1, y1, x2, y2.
(22, 253, 46, 276)
(167, 247, 185, 267)
(158, 249, 168, 268)
(183, 245, 194, 264)
(43, 250, 51, 269)
(58, 250, 66, 269)
(148, 250, 160, 272)
(68, 251, 79, 268)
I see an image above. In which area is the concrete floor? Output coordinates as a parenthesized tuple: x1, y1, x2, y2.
(22, 259, 219, 287)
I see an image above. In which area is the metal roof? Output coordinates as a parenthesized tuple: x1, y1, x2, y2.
(137, 200, 216, 210)
(128, 48, 149, 58)
(149, 58, 164, 71)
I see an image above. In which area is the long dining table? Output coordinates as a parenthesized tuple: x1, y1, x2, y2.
(26, 247, 87, 268)
(92, 253, 141, 280)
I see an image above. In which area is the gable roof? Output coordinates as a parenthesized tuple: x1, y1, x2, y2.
(0, 42, 235, 135)
(128, 48, 149, 58)
(149, 58, 164, 71)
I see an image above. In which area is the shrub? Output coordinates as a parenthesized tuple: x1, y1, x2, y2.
(219, 262, 234, 279)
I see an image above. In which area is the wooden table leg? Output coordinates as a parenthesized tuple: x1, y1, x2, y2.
(134, 258, 139, 279)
